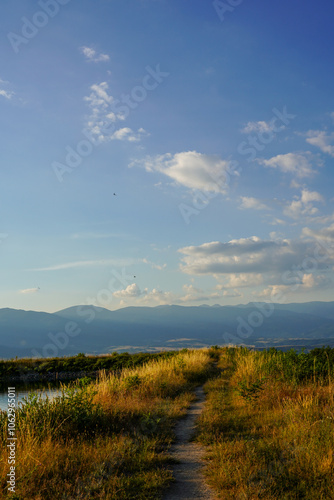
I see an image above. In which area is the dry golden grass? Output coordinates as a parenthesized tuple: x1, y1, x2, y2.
(196, 347, 334, 499)
(0, 348, 213, 499)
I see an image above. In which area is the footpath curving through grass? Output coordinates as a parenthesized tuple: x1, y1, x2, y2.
(0, 348, 214, 499)
(196, 347, 334, 499)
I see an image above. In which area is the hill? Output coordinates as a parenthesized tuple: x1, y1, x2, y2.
(0, 302, 333, 358)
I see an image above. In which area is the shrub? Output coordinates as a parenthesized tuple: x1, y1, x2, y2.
(237, 378, 266, 403)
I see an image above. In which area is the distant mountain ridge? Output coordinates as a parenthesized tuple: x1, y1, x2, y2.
(0, 301, 333, 358)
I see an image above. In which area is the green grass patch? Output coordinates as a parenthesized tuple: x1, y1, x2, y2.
(195, 347, 334, 499)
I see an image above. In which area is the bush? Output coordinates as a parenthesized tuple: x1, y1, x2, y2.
(16, 384, 105, 441)
(237, 378, 266, 403)
(124, 374, 141, 390)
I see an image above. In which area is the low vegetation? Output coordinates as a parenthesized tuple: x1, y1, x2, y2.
(2, 345, 334, 498)
(196, 346, 334, 499)
(0, 348, 213, 499)
(0, 351, 179, 378)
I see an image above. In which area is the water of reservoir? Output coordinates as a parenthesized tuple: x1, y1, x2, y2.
(0, 380, 67, 412)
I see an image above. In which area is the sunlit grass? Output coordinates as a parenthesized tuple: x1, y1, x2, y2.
(196, 347, 334, 499)
(4, 345, 334, 498)
(0, 348, 213, 499)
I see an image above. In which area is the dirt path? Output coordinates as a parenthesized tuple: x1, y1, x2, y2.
(162, 386, 217, 500)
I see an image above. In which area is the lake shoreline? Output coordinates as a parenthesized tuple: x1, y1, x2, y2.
(0, 370, 99, 384)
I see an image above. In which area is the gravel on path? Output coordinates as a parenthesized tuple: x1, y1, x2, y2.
(162, 386, 217, 500)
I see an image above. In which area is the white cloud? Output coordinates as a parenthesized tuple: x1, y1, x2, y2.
(302, 223, 334, 242)
(259, 153, 316, 178)
(139, 289, 175, 305)
(112, 284, 175, 305)
(269, 218, 286, 226)
(179, 284, 221, 303)
(0, 78, 14, 100)
(302, 273, 315, 288)
(241, 120, 281, 134)
(283, 200, 315, 219)
(84, 82, 122, 142)
(284, 189, 324, 219)
(83, 82, 148, 143)
(182, 284, 203, 294)
(290, 179, 302, 189)
(256, 284, 292, 300)
(306, 130, 334, 157)
(300, 189, 324, 204)
(30, 259, 134, 271)
(112, 283, 225, 306)
(112, 127, 132, 140)
(113, 283, 143, 298)
(84, 82, 116, 142)
(222, 289, 242, 298)
(141, 289, 175, 305)
(270, 231, 280, 240)
(81, 46, 110, 63)
(256, 273, 328, 299)
(178, 236, 330, 276)
(239, 196, 269, 211)
(111, 127, 148, 142)
(305, 213, 334, 225)
(0, 89, 14, 100)
(19, 287, 40, 294)
(142, 258, 167, 270)
(85, 82, 114, 107)
(134, 151, 239, 193)
(216, 273, 263, 289)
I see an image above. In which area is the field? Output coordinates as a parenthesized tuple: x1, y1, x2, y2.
(1, 346, 334, 499)
(196, 346, 334, 499)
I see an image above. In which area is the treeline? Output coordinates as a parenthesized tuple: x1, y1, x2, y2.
(0, 351, 179, 378)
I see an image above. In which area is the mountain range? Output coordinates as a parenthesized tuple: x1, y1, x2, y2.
(0, 301, 334, 359)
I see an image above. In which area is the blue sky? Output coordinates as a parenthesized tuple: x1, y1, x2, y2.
(1, 0, 334, 312)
